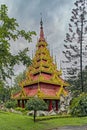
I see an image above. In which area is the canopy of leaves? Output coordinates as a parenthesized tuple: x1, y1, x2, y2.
(0, 80, 10, 102)
(26, 97, 48, 111)
(0, 4, 36, 81)
(70, 93, 87, 117)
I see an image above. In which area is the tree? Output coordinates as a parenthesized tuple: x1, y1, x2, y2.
(0, 70, 26, 102)
(0, 80, 10, 102)
(62, 0, 87, 92)
(12, 70, 26, 94)
(0, 4, 36, 81)
(70, 93, 87, 117)
(26, 97, 48, 122)
(67, 66, 87, 97)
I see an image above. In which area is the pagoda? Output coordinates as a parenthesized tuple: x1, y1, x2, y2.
(12, 19, 69, 111)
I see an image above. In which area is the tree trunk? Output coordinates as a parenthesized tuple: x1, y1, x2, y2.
(34, 110, 36, 122)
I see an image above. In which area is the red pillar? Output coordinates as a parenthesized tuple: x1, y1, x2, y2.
(18, 100, 20, 107)
(56, 100, 58, 111)
(49, 100, 52, 111)
(22, 100, 24, 108)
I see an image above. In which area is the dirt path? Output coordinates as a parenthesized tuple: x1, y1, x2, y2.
(51, 125, 87, 130)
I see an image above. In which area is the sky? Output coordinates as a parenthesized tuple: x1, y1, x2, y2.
(0, 0, 76, 80)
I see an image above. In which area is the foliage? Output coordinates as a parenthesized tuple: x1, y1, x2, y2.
(0, 80, 10, 102)
(12, 70, 26, 94)
(15, 107, 29, 115)
(26, 97, 48, 111)
(15, 107, 26, 112)
(26, 97, 48, 122)
(70, 93, 87, 117)
(62, 0, 87, 91)
(67, 66, 87, 96)
(17, 48, 32, 67)
(0, 112, 87, 130)
(5, 100, 17, 108)
(0, 4, 36, 81)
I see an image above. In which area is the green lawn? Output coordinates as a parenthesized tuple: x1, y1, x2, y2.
(0, 111, 87, 130)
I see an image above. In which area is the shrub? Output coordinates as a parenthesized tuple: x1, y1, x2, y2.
(70, 93, 87, 117)
(15, 107, 27, 113)
(0, 100, 3, 104)
(5, 100, 17, 109)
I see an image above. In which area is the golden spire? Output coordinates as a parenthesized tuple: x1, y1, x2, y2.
(39, 17, 45, 42)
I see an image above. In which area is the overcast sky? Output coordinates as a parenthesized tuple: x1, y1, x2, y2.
(0, 0, 75, 78)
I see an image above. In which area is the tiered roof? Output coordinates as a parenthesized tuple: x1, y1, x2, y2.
(12, 19, 69, 100)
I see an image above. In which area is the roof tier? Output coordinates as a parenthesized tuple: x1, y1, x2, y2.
(19, 19, 69, 88)
(12, 19, 69, 100)
(12, 83, 68, 100)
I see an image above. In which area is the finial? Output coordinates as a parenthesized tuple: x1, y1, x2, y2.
(40, 13, 43, 28)
(39, 13, 45, 42)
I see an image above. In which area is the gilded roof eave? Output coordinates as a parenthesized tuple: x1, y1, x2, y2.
(12, 85, 68, 100)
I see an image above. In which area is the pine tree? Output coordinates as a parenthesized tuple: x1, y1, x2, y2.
(62, 0, 87, 92)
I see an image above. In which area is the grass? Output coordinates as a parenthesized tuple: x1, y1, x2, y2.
(0, 111, 87, 130)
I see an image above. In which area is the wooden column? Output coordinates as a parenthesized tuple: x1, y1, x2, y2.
(18, 100, 20, 107)
(49, 100, 52, 111)
(55, 100, 58, 111)
(22, 100, 24, 108)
